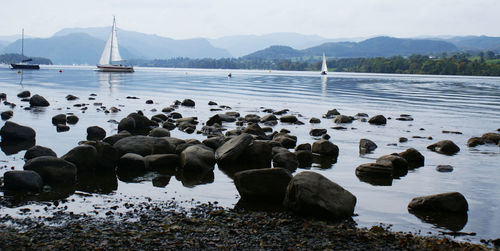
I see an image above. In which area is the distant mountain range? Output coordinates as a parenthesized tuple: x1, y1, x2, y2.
(244, 37, 460, 60)
(1, 27, 500, 65)
(207, 32, 366, 57)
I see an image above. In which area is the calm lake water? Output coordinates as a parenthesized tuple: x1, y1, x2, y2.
(0, 65, 499, 242)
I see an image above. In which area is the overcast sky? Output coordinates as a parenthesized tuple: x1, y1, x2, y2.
(1, 0, 499, 39)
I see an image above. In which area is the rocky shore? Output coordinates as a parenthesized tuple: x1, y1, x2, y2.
(1, 90, 500, 249)
(0, 202, 492, 250)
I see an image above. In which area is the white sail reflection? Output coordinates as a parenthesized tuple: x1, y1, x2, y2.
(321, 75, 327, 96)
(97, 72, 122, 93)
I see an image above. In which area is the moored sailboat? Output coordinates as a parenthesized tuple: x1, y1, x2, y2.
(11, 29, 40, 70)
(97, 17, 134, 72)
(320, 53, 327, 75)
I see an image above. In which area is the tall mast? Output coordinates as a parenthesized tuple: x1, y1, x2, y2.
(21, 28, 24, 59)
(108, 16, 115, 64)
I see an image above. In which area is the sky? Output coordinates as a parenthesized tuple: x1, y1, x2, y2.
(1, 0, 500, 39)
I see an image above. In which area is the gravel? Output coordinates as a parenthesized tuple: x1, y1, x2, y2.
(0, 201, 489, 250)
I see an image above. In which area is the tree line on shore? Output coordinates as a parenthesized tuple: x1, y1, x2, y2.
(0, 53, 53, 65)
(138, 52, 500, 76)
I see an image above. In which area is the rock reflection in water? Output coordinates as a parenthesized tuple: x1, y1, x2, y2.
(409, 210, 468, 232)
(234, 198, 286, 212)
(0, 140, 35, 155)
(356, 175, 393, 186)
(152, 175, 171, 187)
(1, 185, 75, 207)
(175, 169, 214, 188)
(312, 155, 337, 169)
(76, 170, 118, 194)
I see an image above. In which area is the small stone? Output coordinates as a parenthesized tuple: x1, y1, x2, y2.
(436, 165, 453, 172)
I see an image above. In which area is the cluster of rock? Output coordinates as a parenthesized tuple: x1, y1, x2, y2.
(467, 132, 500, 148)
(0, 94, 473, 224)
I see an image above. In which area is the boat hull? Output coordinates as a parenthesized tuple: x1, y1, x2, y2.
(11, 63, 40, 70)
(321, 71, 327, 75)
(97, 65, 134, 72)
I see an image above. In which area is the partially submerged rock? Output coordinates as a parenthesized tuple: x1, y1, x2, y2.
(427, 140, 460, 155)
(368, 115, 387, 125)
(234, 168, 292, 203)
(3, 170, 43, 192)
(24, 145, 57, 161)
(312, 140, 339, 158)
(23, 156, 77, 186)
(283, 171, 356, 220)
(0, 121, 36, 142)
(408, 192, 468, 214)
(359, 139, 377, 154)
(399, 148, 425, 168)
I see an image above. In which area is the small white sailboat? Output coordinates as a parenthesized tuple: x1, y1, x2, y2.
(320, 53, 327, 75)
(97, 17, 134, 72)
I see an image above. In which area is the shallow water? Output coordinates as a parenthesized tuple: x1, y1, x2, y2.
(0, 65, 499, 242)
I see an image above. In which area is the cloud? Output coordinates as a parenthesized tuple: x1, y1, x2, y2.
(0, 0, 499, 39)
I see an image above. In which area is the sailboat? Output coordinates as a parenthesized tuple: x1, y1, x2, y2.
(11, 29, 40, 70)
(320, 53, 327, 75)
(97, 17, 134, 72)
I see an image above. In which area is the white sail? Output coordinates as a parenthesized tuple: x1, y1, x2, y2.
(110, 23, 122, 62)
(98, 17, 122, 65)
(98, 33, 112, 65)
(321, 53, 328, 73)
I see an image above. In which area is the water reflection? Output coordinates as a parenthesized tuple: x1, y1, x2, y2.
(97, 72, 123, 93)
(0, 139, 35, 155)
(76, 170, 118, 194)
(321, 75, 327, 96)
(175, 169, 214, 188)
(409, 210, 468, 232)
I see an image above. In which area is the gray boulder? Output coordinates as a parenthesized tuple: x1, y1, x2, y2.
(399, 148, 425, 168)
(24, 145, 57, 161)
(284, 171, 356, 219)
(333, 115, 353, 124)
(324, 109, 340, 119)
(118, 117, 136, 132)
(280, 115, 298, 123)
(3, 170, 43, 192)
(29, 94, 50, 107)
(81, 141, 118, 171)
(52, 114, 67, 125)
(202, 137, 226, 150)
(0, 121, 36, 141)
(1, 110, 13, 120)
(359, 139, 377, 154)
(234, 168, 292, 203)
(61, 145, 98, 172)
(427, 140, 460, 155)
(66, 115, 79, 124)
(103, 131, 132, 145)
(467, 137, 484, 147)
(309, 128, 327, 137)
(309, 117, 321, 123)
(273, 151, 298, 172)
(272, 134, 297, 149)
(295, 150, 313, 168)
(180, 145, 215, 172)
(368, 115, 387, 125)
(376, 154, 408, 176)
(481, 132, 500, 144)
(215, 133, 253, 164)
(181, 99, 195, 107)
(408, 192, 468, 214)
(87, 126, 106, 141)
(117, 153, 146, 174)
(23, 156, 77, 185)
(312, 140, 339, 157)
(144, 154, 179, 174)
(260, 114, 278, 123)
(239, 140, 273, 169)
(148, 127, 171, 137)
(113, 136, 175, 157)
(17, 90, 31, 98)
(243, 123, 266, 137)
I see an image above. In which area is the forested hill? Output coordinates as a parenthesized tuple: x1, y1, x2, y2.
(244, 36, 458, 60)
(0, 53, 52, 65)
